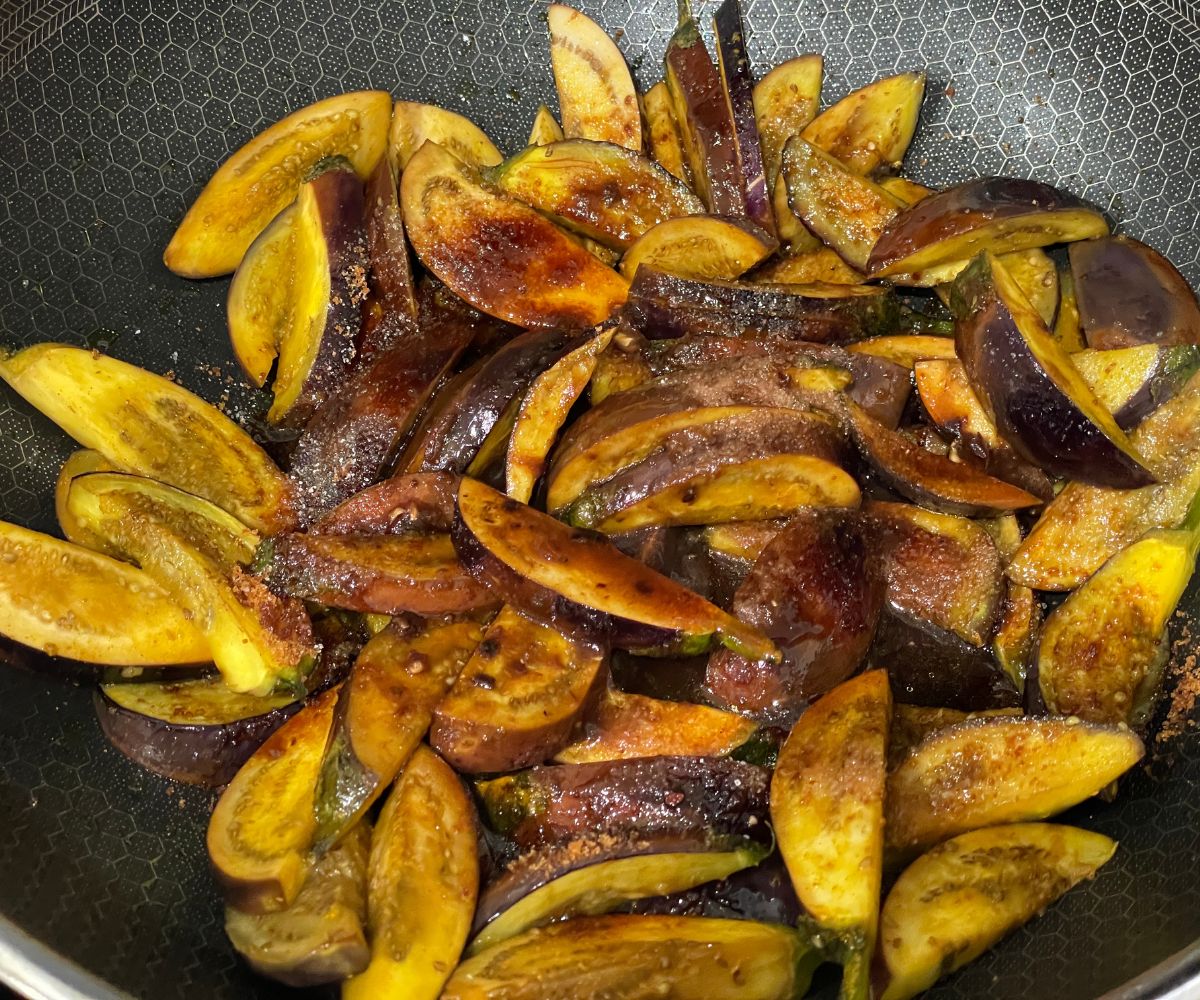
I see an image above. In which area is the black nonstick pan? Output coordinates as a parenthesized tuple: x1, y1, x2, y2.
(1, 0, 1199, 997)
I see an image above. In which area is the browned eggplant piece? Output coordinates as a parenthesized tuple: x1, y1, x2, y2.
(1071, 344, 1200, 430)
(454, 478, 776, 660)
(665, 0, 745, 217)
(269, 159, 369, 430)
(622, 266, 901, 342)
(640, 82, 691, 184)
(952, 252, 1155, 488)
(400, 141, 629, 328)
(258, 531, 496, 617)
(878, 176, 933, 206)
(868, 177, 1109, 279)
(430, 606, 606, 773)
(706, 511, 884, 724)
(404, 328, 585, 474)
(713, 0, 773, 234)
(992, 579, 1040, 693)
(752, 246, 864, 286)
(847, 403, 1043, 516)
(313, 473, 458, 536)
(227, 201, 297, 388)
(359, 155, 418, 359)
(887, 704, 1024, 770)
(1052, 267, 1086, 350)
(801, 72, 926, 176)
(490, 140, 702, 250)
(866, 500, 1004, 647)
(1070, 235, 1200, 349)
(96, 676, 300, 787)
(288, 335, 466, 526)
(753, 55, 822, 200)
(476, 755, 770, 850)
(389, 101, 503, 171)
(846, 334, 956, 369)
(620, 216, 777, 281)
(702, 519, 788, 563)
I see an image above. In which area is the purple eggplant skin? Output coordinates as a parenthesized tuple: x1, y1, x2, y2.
(869, 608, 1022, 712)
(476, 755, 770, 850)
(712, 0, 773, 235)
(360, 155, 420, 361)
(705, 510, 884, 724)
(94, 688, 300, 787)
(845, 354, 910, 430)
(313, 472, 459, 536)
(952, 253, 1157, 489)
(409, 328, 586, 474)
(623, 853, 801, 927)
(1070, 236, 1200, 350)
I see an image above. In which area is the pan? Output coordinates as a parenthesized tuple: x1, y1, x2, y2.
(0, 0, 1199, 997)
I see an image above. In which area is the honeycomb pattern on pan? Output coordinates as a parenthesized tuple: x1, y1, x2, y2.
(1, 0, 1200, 997)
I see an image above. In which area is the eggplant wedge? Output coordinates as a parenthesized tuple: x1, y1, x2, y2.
(846, 334, 956, 369)
(207, 687, 339, 913)
(1008, 372, 1200, 589)
(490, 140, 702, 250)
(782, 137, 904, 271)
(753, 54, 823, 206)
(879, 176, 933, 206)
(444, 915, 816, 1000)
(506, 327, 614, 503)
(528, 105, 565, 147)
(225, 820, 370, 987)
(1070, 235, 1200, 349)
(313, 472, 458, 536)
(97, 675, 300, 786)
(400, 141, 628, 328)
(885, 716, 1144, 855)
(1038, 486, 1200, 728)
(227, 200, 297, 387)
(847, 403, 1043, 516)
(360, 154, 420, 356)
(470, 836, 767, 954)
(952, 252, 1155, 488)
(753, 246, 864, 286)
(1070, 343, 1200, 430)
(342, 746, 479, 1000)
(54, 448, 113, 548)
(877, 824, 1116, 1000)
(621, 216, 777, 280)
(389, 100, 503, 170)
(770, 670, 891, 999)
(707, 512, 883, 724)
(312, 617, 483, 850)
(431, 605, 606, 773)
(868, 176, 1109, 279)
(548, 4, 641, 151)
(453, 477, 777, 660)
(703, 519, 787, 563)
(0, 518, 207, 666)
(67, 473, 313, 695)
(164, 90, 391, 278)
(554, 688, 756, 763)
(0, 343, 296, 534)
(801, 71, 925, 177)
(641, 81, 691, 184)
(887, 704, 1025, 770)
(1053, 267, 1087, 351)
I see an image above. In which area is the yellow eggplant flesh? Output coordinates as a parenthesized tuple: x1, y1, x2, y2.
(389, 100, 503, 170)
(54, 448, 115, 550)
(164, 90, 390, 278)
(753, 246, 865, 286)
(640, 81, 691, 184)
(528, 104, 565, 146)
(0, 343, 296, 534)
(753, 54, 823, 195)
(801, 71, 926, 176)
(846, 334, 956, 369)
(620, 215, 777, 280)
(226, 201, 297, 387)
(342, 746, 479, 1000)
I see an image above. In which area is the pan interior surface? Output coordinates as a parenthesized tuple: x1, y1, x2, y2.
(1, 0, 1200, 997)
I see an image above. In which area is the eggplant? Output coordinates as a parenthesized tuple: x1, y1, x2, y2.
(992, 580, 1040, 693)
(621, 217, 777, 281)
(54, 448, 113, 548)
(268, 159, 369, 430)
(770, 670, 891, 999)
(951, 252, 1155, 488)
(887, 704, 1024, 771)
(664, 0, 746, 217)
(621, 853, 801, 926)
(752, 54, 822, 211)
(713, 0, 774, 234)
(164, 90, 391, 278)
(752, 246, 864, 286)
(399, 141, 628, 329)
(554, 688, 757, 763)
(547, 4, 641, 151)
(452, 478, 777, 660)
(470, 833, 766, 953)
(388, 99, 503, 170)
(879, 176, 933, 206)
(622, 266, 901, 342)
(702, 519, 787, 563)
(1070, 235, 1200, 349)
(640, 81, 691, 184)
(67, 473, 314, 695)
(1070, 343, 1200, 430)
(846, 334, 956, 369)
(443, 915, 816, 1000)
(801, 71, 925, 177)
(877, 824, 1116, 1000)
(706, 511, 884, 724)
(96, 675, 300, 787)
(870, 176, 1109, 280)
(430, 605, 606, 773)
(490, 140, 702, 250)
(342, 746, 479, 1000)
(528, 104, 565, 146)
(885, 716, 1144, 856)
(476, 755, 770, 850)
(225, 821, 370, 987)
(359, 154, 419, 359)
(313, 472, 458, 535)
(258, 531, 496, 617)
(0, 343, 297, 534)
(1052, 267, 1087, 351)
